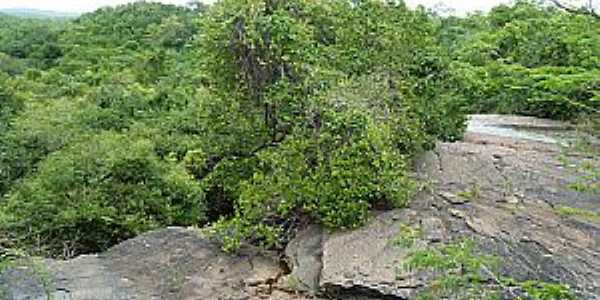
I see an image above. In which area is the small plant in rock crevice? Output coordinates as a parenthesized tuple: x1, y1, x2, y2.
(558, 134, 600, 194)
(457, 183, 482, 202)
(554, 206, 600, 223)
(392, 224, 423, 248)
(0, 249, 54, 298)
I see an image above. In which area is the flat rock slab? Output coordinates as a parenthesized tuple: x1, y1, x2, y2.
(1, 228, 307, 300)
(469, 114, 571, 130)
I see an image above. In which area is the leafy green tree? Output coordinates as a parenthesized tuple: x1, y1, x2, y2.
(0, 132, 205, 257)
(446, 0, 599, 120)
(198, 0, 465, 251)
(0, 15, 65, 68)
(0, 3, 210, 256)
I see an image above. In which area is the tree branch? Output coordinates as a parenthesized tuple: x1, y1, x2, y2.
(549, 0, 600, 19)
(198, 131, 290, 181)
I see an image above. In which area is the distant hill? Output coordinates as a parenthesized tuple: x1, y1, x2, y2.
(0, 8, 80, 19)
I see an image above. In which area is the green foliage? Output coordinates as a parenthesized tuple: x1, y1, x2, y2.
(392, 224, 423, 248)
(198, 0, 465, 251)
(0, 98, 94, 196)
(0, 53, 27, 76)
(402, 239, 575, 300)
(403, 240, 501, 300)
(64, 2, 196, 49)
(558, 134, 600, 194)
(0, 14, 65, 68)
(217, 78, 420, 247)
(444, 0, 600, 120)
(0, 77, 22, 133)
(519, 280, 577, 300)
(326, 1, 467, 142)
(1, 3, 207, 254)
(451, 62, 599, 120)
(0, 133, 205, 257)
(555, 206, 600, 223)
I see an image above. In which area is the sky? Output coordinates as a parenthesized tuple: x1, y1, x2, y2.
(0, 0, 200, 13)
(0, 0, 594, 15)
(0, 0, 513, 14)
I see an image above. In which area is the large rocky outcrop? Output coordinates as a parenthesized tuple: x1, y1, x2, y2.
(1, 115, 598, 300)
(1, 228, 301, 300)
(288, 115, 599, 299)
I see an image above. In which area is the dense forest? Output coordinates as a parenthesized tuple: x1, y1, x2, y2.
(0, 0, 598, 262)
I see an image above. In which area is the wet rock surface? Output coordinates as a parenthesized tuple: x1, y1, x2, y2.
(1, 115, 598, 300)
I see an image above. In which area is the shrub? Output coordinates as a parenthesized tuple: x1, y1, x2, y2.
(210, 75, 424, 251)
(451, 62, 600, 120)
(0, 132, 205, 257)
(402, 239, 576, 300)
(447, 3, 600, 121)
(198, 0, 466, 251)
(0, 98, 94, 196)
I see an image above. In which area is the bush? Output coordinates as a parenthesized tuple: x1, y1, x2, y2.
(0, 98, 94, 196)
(0, 76, 22, 132)
(452, 62, 600, 120)
(0, 132, 205, 257)
(210, 75, 424, 251)
(0, 53, 26, 76)
(447, 2, 600, 121)
(197, 0, 467, 251)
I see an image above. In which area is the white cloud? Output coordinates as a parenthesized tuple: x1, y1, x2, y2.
(0, 0, 595, 14)
(0, 0, 203, 12)
(0, 0, 509, 13)
(407, 0, 513, 15)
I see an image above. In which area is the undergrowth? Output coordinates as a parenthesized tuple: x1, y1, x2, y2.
(555, 206, 600, 223)
(558, 131, 600, 194)
(396, 238, 576, 300)
(0, 249, 53, 298)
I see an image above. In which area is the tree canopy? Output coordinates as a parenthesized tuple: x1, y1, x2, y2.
(444, 1, 599, 119)
(0, 0, 597, 257)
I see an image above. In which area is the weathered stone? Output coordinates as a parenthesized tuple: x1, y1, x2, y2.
(449, 208, 466, 219)
(1, 228, 291, 300)
(317, 210, 422, 299)
(281, 225, 323, 293)
(420, 217, 446, 243)
(502, 195, 520, 204)
(0, 268, 48, 300)
(438, 191, 468, 205)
